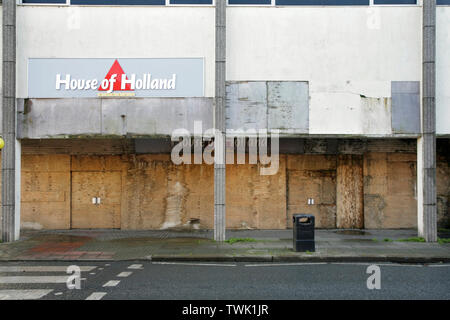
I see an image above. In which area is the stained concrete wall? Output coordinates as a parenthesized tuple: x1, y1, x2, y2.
(19, 98, 214, 139)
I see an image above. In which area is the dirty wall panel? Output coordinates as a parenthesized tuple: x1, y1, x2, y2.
(363, 153, 388, 228)
(123, 155, 170, 230)
(336, 155, 364, 229)
(71, 171, 122, 229)
(226, 155, 286, 229)
(287, 155, 337, 228)
(384, 154, 417, 228)
(391, 81, 420, 134)
(267, 82, 309, 134)
(71, 155, 124, 172)
(364, 152, 417, 229)
(226, 82, 267, 130)
(123, 155, 214, 230)
(21, 155, 71, 230)
(437, 158, 450, 228)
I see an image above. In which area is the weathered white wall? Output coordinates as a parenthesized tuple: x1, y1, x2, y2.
(16, 6, 215, 98)
(437, 6, 450, 136)
(13, 5, 450, 136)
(227, 7, 422, 135)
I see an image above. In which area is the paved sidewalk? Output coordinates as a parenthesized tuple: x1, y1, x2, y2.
(0, 229, 449, 263)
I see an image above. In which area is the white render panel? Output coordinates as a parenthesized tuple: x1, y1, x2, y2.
(227, 7, 422, 135)
(437, 7, 450, 135)
(16, 6, 215, 98)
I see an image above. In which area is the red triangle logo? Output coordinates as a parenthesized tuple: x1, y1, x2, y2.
(98, 59, 133, 91)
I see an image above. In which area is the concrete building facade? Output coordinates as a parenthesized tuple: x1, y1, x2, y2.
(1, 0, 449, 240)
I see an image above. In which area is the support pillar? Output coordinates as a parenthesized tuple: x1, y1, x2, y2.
(418, 0, 437, 242)
(214, 0, 226, 241)
(2, 0, 19, 242)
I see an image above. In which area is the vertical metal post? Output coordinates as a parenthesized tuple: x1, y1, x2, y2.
(418, 0, 437, 242)
(2, 0, 18, 242)
(214, 0, 226, 242)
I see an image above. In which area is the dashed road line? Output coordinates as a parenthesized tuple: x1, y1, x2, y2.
(128, 264, 143, 270)
(117, 272, 132, 278)
(86, 292, 107, 300)
(103, 280, 120, 287)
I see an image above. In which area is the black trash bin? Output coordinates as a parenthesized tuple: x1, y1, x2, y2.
(293, 214, 315, 252)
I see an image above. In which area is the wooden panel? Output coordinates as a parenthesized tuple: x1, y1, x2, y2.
(364, 152, 417, 229)
(21, 155, 71, 229)
(71, 155, 124, 172)
(336, 155, 364, 229)
(71, 171, 121, 229)
(226, 155, 286, 229)
(287, 155, 337, 228)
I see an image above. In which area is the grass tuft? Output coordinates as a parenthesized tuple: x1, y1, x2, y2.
(397, 237, 425, 243)
(225, 238, 257, 245)
(438, 238, 450, 245)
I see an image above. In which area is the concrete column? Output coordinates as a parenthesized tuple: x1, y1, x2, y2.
(418, 0, 437, 242)
(214, 0, 226, 241)
(2, 0, 19, 242)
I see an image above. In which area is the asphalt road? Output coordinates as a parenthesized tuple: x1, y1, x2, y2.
(0, 261, 449, 300)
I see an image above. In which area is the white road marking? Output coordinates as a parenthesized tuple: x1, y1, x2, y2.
(103, 280, 120, 287)
(86, 292, 107, 300)
(0, 276, 69, 284)
(128, 264, 143, 269)
(0, 266, 96, 273)
(152, 262, 236, 267)
(330, 263, 423, 267)
(427, 264, 450, 267)
(117, 272, 132, 278)
(105, 264, 110, 267)
(89, 273, 96, 275)
(54, 292, 63, 296)
(245, 263, 327, 267)
(0, 289, 53, 300)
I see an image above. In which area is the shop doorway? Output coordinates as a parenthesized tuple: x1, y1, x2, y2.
(71, 171, 121, 229)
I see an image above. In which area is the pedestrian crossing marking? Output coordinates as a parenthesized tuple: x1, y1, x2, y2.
(0, 276, 70, 284)
(103, 280, 120, 287)
(86, 292, 107, 300)
(0, 289, 53, 300)
(0, 266, 96, 273)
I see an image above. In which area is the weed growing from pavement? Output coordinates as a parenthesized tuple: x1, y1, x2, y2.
(438, 238, 450, 245)
(225, 238, 257, 245)
(397, 237, 426, 243)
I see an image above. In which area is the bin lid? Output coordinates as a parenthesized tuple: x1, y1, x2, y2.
(293, 214, 314, 218)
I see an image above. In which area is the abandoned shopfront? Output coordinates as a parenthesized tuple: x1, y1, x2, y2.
(15, 138, 449, 231)
(2, 3, 449, 242)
